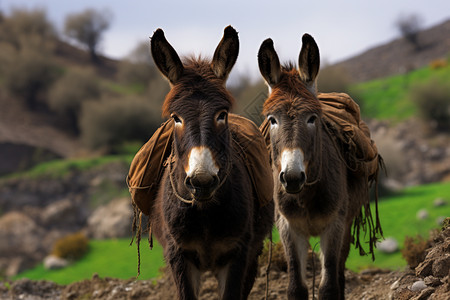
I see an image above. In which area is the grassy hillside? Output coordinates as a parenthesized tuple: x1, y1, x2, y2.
(13, 181, 450, 284)
(346, 181, 450, 271)
(350, 62, 450, 121)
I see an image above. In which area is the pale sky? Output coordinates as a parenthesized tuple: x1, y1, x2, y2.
(2, 0, 449, 80)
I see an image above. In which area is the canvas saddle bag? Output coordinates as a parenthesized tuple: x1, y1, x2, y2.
(127, 114, 273, 216)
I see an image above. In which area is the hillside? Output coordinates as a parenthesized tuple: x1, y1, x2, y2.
(1, 18, 449, 176)
(335, 19, 450, 82)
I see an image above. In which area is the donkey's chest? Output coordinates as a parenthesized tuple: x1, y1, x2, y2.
(277, 192, 341, 236)
(166, 202, 249, 247)
(170, 213, 245, 269)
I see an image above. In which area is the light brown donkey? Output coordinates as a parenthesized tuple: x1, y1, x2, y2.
(258, 34, 383, 300)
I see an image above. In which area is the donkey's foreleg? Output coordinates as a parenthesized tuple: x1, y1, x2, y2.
(167, 248, 201, 300)
(337, 224, 352, 300)
(278, 216, 309, 300)
(319, 220, 344, 300)
(217, 244, 250, 300)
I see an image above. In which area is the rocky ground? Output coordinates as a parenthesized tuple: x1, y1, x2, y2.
(0, 161, 132, 276)
(1, 223, 449, 300)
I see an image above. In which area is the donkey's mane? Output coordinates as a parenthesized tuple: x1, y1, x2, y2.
(162, 56, 235, 118)
(262, 63, 321, 117)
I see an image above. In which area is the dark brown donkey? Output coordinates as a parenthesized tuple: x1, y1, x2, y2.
(258, 35, 381, 299)
(149, 26, 274, 300)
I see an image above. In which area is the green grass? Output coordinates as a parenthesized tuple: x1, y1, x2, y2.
(271, 182, 450, 272)
(14, 238, 165, 285)
(1, 155, 133, 180)
(351, 63, 450, 121)
(345, 181, 450, 271)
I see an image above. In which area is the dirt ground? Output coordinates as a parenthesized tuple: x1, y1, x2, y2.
(0, 266, 446, 300)
(1, 225, 449, 300)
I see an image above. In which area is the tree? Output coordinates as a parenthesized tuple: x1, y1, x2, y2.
(64, 8, 112, 62)
(395, 13, 423, 50)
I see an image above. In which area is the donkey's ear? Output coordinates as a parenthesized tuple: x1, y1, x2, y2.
(151, 28, 184, 84)
(298, 33, 320, 94)
(211, 26, 239, 81)
(258, 38, 281, 88)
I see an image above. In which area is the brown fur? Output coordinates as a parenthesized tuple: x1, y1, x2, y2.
(258, 34, 380, 300)
(162, 57, 235, 118)
(150, 27, 274, 300)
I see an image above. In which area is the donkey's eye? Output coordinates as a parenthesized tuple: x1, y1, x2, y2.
(171, 114, 182, 124)
(307, 115, 317, 125)
(268, 116, 278, 126)
(217, 111, 227, 122)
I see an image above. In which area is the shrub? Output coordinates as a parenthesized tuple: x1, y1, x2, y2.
(401, 235, 429, 268)
(3, 48, 58, 109)
(80, 96, 162, 150)
(146, 75, 170, 104)
(48, 68, 101, 133)
(118, 41, 156, 86)
(0, 8, 55, 50)
(410, 78, 450, 132)
(117, 60, 154, 86)
(52, 232, 89, 261)
(429, 59, 447, 70)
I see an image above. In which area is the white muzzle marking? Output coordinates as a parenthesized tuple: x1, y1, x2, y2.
(186, 146, 219, 177)
(281, 148, 305, 174)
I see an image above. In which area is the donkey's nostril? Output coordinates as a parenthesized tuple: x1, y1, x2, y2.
(279, 171, 286, 185)
(184, 176, 193, 189)
(299, 171, 306, 185)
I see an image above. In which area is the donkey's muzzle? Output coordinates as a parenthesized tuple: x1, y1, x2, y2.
(279, 170, 306, 194)
(184, 172, 220, 201)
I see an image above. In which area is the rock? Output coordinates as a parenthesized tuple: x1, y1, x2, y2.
(433, 198, 447, 207)
(377, 237, 399, 253)
(424, 276, 442, 287)
(417, 209, 429, 220)
(410, 280, 427, 292)
(390, 279, 401, 290)
(40, 198, 88, 231)
(432, 255, 450, 277)
(416, 257, 434, 277)
(44, 255, 69, 270)
(86, 198, 133, 239)
(412, 287, 435, 300)
(9, 278, 61, 299)
(0, 212, 46, 275)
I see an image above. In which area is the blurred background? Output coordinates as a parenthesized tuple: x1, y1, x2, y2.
(0, 0, 449, 294)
